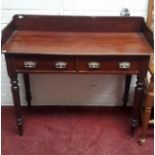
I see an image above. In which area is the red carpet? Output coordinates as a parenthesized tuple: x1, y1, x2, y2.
(2, 106, 154, 155)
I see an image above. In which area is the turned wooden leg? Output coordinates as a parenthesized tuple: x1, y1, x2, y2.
(139, 76, 154, 144)
(23, 74, 32, 109)
(10, 75, 23, 136)
(123, 74, 132, 108)
(130, 76, 145, 136)
(139, 106, 153, 144)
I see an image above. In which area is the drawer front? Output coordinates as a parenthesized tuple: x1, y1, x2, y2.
(14, 55, 76, 72)
(12, 55, 147, 74)
(78, 56, 140, 73)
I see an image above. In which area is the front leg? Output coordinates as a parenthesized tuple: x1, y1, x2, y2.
(130, 75, 145, 136)
(10, 75, 23, 136)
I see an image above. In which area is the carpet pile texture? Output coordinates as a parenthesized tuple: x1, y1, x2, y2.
(2, 107, 154, 155)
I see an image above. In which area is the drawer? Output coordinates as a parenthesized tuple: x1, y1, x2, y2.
(78, 56, 140, 73)
(14, 55, 77, 72)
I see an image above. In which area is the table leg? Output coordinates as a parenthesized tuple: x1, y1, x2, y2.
(23, 74, 32, 109)
(10, 75, 23, 136)
(130, 75, 145, 136)
(123, 74, 132, 108)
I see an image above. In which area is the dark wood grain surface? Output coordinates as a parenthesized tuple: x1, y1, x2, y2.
(2, 31, 153, 55)
(13, 15, 144, 32)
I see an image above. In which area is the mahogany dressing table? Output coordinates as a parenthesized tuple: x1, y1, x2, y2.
(1, 15, 154, 136)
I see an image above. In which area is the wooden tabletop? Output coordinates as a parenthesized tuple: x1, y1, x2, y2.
(2, 31, 153, 56)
